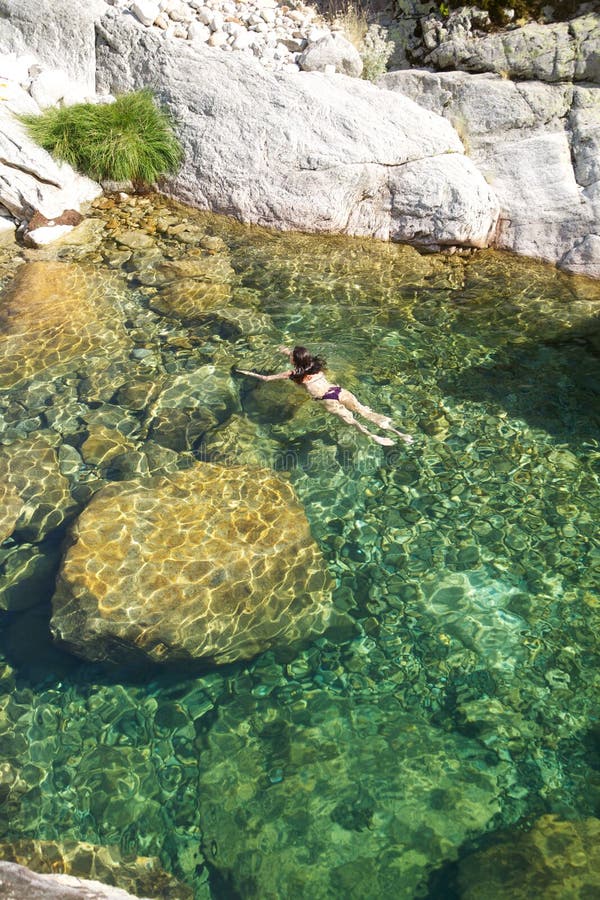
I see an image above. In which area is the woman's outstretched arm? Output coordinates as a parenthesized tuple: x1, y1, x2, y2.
(236, 369, 292, 381)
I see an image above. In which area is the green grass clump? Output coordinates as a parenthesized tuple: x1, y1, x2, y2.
(20, 89, 183, 185)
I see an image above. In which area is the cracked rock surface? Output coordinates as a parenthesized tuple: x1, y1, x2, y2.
(382, 69, 600, 276)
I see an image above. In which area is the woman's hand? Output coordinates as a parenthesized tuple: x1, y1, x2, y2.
(277, 345, 292, 355)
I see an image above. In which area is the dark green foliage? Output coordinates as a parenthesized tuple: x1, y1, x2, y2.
(20, 89, 183, 185)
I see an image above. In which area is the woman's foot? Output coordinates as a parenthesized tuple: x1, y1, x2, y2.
(372, 435, 396, 446)
(389, 427, 414, 444)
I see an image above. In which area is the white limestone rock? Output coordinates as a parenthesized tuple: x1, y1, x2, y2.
(0, 83, 102, 221)
(232, 31, 253, 50)
(131, 0, 160, 27)
(29, 67, 91, 108)
(298, 32, 363, 77)
(0, 51, 38, 88)
(25, 224, 75, 246)
(188, 21, 211, 42)
(208, 30, 228, 46)
(95, 16, 498, 249)
(166, 0, 193, 22)
(0, 0, 102, 91)
(0, 210, 16, 245)
(381, 68, 600, 277)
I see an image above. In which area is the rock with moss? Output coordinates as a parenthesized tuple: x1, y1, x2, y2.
(50, 462, 335, 666)
(415, 11, 600, 83)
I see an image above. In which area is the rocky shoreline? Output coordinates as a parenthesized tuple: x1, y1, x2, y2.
(0, 0, 599, 277)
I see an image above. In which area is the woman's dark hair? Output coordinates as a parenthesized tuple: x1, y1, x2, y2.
(289, 346, 327, 383)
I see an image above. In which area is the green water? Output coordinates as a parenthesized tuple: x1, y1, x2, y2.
(1, 195, 600, 898)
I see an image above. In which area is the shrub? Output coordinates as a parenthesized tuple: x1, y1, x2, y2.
(20, 89, 183, 185)
(332, 6, 395, 81)
(360, 23, 395, 81)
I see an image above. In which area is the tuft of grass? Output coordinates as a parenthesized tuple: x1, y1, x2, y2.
(20, 89, 183, 185)
(333, 4, 369, 49)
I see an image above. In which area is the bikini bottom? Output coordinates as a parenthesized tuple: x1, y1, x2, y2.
(318, 385, 342, 401)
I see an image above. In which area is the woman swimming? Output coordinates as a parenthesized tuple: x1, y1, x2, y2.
(237, 346, 414, 447)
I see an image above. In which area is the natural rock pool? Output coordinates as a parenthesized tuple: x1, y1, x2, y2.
(1, 194, 600, 898)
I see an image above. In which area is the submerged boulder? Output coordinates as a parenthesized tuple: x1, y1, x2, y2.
(95, 10, 498, 250)
(0, 261, 132, 391)
(197, 689, 509, 898)
(455, 814, 600, 898)
(0, 434, 79, 612)
(50, 463, 334, 666)
(0, 434, 76, 543)
(0, 861, 152, 900)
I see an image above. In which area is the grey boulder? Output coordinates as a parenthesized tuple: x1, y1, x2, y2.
(298, 32, 363, 77)
(382, 69, 600, 277)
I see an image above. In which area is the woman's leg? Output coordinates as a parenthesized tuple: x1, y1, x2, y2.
(338, 389, 389, 426)
(338, 389, 413, 443)
(321, 399, 395, 446)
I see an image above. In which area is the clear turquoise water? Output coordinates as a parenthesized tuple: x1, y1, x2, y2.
(1, 195, 600, 897)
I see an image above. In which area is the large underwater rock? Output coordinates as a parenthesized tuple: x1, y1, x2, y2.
(95, 9, 498, 250)
(0, 260, 131, 391)
(0, 434, 76, 544)
(197, 689, 510, 897)
(50, 463, 334, 666)
(455, 814, 600, 898)
(0, 434, 78, 612)
(382, 70, 600, 278)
